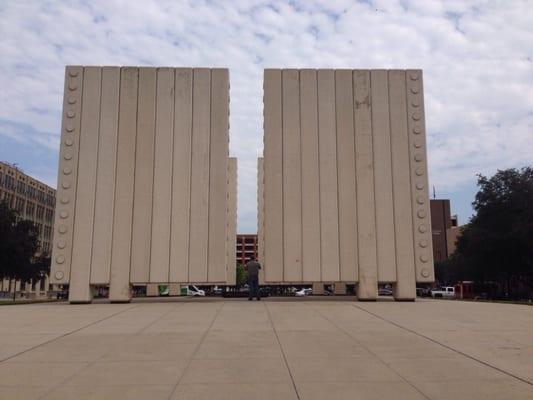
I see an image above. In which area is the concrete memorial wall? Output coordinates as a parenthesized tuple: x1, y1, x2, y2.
(261, 69, 434, 300)
(50, 66, 235, 303)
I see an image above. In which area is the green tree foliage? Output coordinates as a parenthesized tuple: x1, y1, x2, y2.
(236, 263, 248, 287)
(0, 200, 47, 289)
(441, 167, 533, 299)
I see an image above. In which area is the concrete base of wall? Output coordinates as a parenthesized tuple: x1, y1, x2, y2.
(312, 282, 324, 295)
(146, 284, 159, 297)
(169, 284, 180, 296)
(334, 282, 346, 295)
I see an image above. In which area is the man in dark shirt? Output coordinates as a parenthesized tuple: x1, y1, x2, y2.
(245, 257, 261, 300)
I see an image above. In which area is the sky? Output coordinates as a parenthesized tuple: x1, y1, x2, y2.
(1, 0, 532, 233)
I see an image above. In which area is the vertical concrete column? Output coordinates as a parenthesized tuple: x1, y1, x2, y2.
(263, 70, 283, 282)
(109, 68, 138, 303)
(90, 67, 120, 285)
(149, 68, 175, 283)
(335, 70, 358, 282)
(388, 70, 416, 300)
(146, 284, 158, 297)
(317, 70, 340, 283)
(354, 70, 378, 300)
(169, 68, 193, 283)
(300, 70, 321, 282)
(406, 70, 435, 283)
(370, 70, 397, 283)
(282, 70, 302, 282)
(334, 282, 347, 295)
(312, 282, 324, 295)
(208, 69, 229, 283)
(226, 157, 238, 285)
(257, 158, 265, 284)
(189, 69, 211, 283)
(50, 66, 83, 287)
(69, 67, 102, 303)
(130, 68, 157, 284)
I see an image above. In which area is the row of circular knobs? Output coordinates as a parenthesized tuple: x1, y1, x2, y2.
(409, 71, 431, 279)
(53, 69, 80, 281)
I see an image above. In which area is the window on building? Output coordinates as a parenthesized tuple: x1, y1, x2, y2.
(36, 205, 44, 220)
(4, 193, 13, 207)
(17, 181, 26, 195)
(26, 201, 35, 218)
(5, 175, 14, 190)
(15, 197, 25, 212)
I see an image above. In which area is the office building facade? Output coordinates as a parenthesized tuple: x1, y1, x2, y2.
(0, 161, 56, 297)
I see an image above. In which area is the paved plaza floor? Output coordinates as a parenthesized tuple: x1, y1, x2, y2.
(0, 298, 532, 399)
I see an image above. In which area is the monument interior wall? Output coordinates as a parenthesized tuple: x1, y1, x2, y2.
(261, 69, 434, 300)
(50, 66, 235, 303)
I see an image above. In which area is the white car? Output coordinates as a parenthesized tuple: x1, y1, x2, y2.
(295, 288, 312, 297)
(431, 286, 455, 299)
(185, 285, 205, 297)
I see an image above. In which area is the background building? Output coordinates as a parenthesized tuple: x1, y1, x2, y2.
(0, 161, 56, 297)
(430, 199, 460, 263)
(261, 69, 434, 300)
(236, 234, 258, 265)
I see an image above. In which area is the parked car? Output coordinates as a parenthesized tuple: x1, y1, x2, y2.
(378, 287, 393, 296)
(295, 288, 312, 297)
(184, 285, 205, 297)
(416, 287, 431, 297)
(431, 286, 455, 299)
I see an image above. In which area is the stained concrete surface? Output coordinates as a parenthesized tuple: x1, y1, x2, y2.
(0, 298, 531, 399)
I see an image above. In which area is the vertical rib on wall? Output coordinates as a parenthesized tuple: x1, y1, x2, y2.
(406, 70, 434, 282)
(50, 66, 231, 303)
(50, 66, 84, 286)
(262, 69, 434, 299)
(226, 157, 238, 285)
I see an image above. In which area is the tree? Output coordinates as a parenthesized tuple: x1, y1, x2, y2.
(444, 167, 533, 299)
(236, 263, 248, 287)
(0, 200, 41, 299)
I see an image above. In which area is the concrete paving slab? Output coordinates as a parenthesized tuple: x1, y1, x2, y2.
(43, 385, 174, 400)
(0, 298, 531, 400)
(296, 381, 427, 400)
(171, 383, 298, 400)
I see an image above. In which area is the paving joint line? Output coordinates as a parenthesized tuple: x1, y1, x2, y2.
(351, 303, 533, 387)
(0, 303, 139, 364)
(264, 301, 302, 400)
(306, 302, 432, 400)
(137, 302, 184, 334)
(166, 300, 226, 400)
(33, 304, 142, 400)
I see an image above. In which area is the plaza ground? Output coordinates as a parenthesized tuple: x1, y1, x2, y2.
(0, 298, 532, 399)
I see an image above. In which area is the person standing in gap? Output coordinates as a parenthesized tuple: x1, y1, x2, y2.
(245, 257, 261, 301)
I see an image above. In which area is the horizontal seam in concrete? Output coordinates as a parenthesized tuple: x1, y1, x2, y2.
(351, 303, 533, 387)
(0, 304, 139, 364)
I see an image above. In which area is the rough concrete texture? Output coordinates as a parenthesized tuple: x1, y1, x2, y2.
(51, 67, 235, 303)
(0, 299, 531, 399)
(261, 69, 434, 300)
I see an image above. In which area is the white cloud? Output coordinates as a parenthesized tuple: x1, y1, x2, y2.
(0, 0, 532, 230)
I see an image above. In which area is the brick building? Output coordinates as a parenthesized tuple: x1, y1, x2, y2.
(236, 234, 258, 266)
(430, 199, 460, 263)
